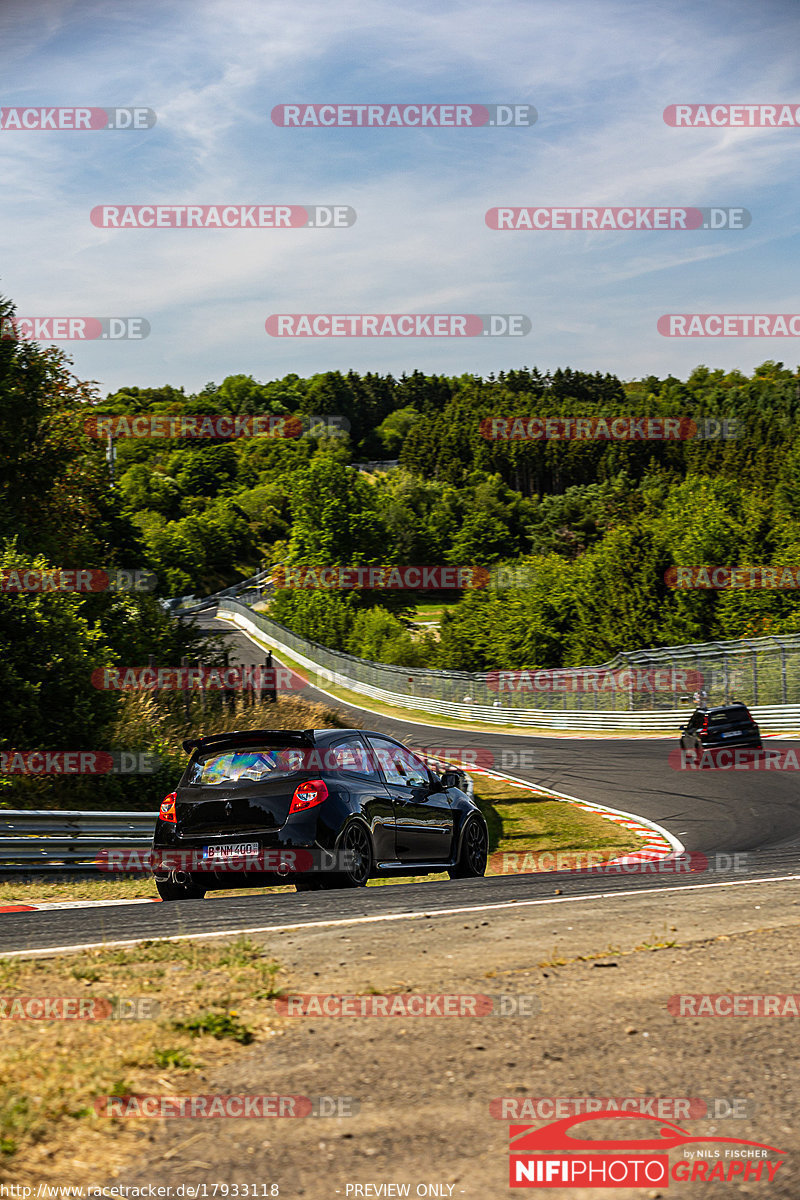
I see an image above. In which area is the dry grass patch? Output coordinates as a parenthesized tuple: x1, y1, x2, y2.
(110, 689, 353, 758)
(0, 877, 160, 904)
(472, 775, 640, 871)
(0, 937, 283, 1187)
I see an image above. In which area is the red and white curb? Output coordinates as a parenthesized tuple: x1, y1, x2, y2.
(456, 764, 681, 866)
(0, 897, 161, 913)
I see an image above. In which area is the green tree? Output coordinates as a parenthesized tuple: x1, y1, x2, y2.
(445, 510, 513, 566)
(0, 547, 117, 748)
(286, 458, 389, 565)
(373, 405, 419, 457)
(269, 588, 357, 651)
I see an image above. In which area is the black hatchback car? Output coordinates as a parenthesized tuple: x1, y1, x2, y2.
(152, 727, 489, 900)
(678, 702, 762, 756)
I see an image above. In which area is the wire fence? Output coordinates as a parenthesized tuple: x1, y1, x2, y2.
(214, 598, 800, 727)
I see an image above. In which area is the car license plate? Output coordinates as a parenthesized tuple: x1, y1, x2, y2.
(202, 842, 259, 860)
(721, 731, 741, 739)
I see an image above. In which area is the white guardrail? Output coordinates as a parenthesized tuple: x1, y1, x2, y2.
(217, 603, 800, 732)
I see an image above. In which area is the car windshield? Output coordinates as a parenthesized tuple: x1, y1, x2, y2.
(187, 747, 307, 786)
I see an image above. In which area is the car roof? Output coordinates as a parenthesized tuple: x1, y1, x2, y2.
(709, 702, 747, 712)
(311, 728, 401, 743)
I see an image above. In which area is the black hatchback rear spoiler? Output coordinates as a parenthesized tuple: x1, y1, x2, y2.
(182, 729, 315, 755)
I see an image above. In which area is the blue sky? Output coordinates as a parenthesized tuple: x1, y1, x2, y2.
(1, 0, 799, 395)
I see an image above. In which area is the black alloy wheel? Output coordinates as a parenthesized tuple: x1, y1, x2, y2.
(449, 817, 488, 878)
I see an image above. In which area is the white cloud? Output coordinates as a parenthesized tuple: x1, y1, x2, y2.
(1, 0, 799, 389)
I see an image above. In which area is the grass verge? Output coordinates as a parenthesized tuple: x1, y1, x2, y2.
(0, 878, 300, 905)
(0, 936, 282, 1186)
(473, 773, 640, 872)
(362, 774, 642, 885)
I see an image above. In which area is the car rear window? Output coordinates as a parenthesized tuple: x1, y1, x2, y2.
(708, 708, 750, 724)
(187, 747, 309, 786)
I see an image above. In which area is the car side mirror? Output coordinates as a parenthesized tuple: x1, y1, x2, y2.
(441, 770, 461, 790)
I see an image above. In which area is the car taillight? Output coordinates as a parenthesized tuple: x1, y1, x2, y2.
(158, 792, 177, 823)
(289, 779, 329, 814)
(700, 718, 709, 734)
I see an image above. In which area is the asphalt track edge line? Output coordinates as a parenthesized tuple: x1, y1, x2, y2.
(4, 873, 800, 960)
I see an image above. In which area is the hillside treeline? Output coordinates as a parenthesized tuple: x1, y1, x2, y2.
(2, 287, 800, 804)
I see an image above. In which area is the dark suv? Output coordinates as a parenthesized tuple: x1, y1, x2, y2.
(678, 702, 762, 756)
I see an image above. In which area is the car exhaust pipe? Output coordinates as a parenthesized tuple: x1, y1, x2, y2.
(276, 860, 291, 876)
(174, 871, 192, 886)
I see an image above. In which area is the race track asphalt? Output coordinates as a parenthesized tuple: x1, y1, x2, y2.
(2, 612, 797, 956)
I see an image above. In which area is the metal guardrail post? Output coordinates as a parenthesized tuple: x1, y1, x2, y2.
(753, 647, 758, 706)
(223, 652, 236, 715)
(180, 655, 190, 722)
(265, 651, 277, 704)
